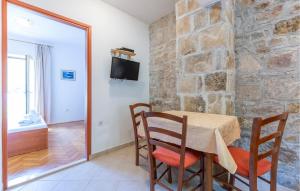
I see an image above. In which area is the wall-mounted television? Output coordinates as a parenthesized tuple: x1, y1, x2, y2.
(110, 57, 140, 81)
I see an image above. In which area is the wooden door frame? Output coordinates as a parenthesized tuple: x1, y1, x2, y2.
(2, 0, 92, 189)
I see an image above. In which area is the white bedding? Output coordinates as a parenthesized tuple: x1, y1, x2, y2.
(8, 117, 48, 133)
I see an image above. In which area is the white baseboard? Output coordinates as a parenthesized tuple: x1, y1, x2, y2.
(90, 141, 134, 159)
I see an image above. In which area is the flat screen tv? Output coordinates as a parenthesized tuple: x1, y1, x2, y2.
(110, 57, 140, 81)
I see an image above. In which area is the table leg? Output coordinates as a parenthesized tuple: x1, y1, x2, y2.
(204, 153, 213, 191)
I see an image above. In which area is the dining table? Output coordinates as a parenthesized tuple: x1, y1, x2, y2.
(138, 110, 241, 191)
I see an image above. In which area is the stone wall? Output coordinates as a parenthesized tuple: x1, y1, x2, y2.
(175, 0, 236, 114)
(149, 13, 180, 111)
(149, 0, 300, 190)
(235, 0, 300, 189)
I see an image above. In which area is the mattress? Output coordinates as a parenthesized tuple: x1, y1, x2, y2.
(8, 117, 48, 134)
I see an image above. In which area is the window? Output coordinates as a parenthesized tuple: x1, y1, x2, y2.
(7, 54, 35, 125)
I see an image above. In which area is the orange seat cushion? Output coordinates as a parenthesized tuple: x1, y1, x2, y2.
(214, 147, 272, 177)
(152, 147, 200, 168)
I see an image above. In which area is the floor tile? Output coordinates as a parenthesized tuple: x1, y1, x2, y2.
(19, 181, 59, 191)
(84, 180, 118, 191)
(52, 180, 89, 191)
(116, 180, 148, 191)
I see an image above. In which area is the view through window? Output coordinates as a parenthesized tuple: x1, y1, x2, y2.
(7, 55, 35, 127)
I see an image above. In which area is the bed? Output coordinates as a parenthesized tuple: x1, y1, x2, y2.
(8, 118, 48, 157)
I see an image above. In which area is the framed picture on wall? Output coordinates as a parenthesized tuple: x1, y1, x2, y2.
(61, 70, 76, 81)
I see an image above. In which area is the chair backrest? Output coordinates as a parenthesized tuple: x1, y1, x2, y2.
(249, 112, 288, 178)
(129, 103, 152, 137)
(141, 112, 188, 168)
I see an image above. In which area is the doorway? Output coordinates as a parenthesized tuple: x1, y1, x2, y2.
(2, 0, 92, 189)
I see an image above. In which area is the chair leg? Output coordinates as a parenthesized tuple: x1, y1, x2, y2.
(167, 166, 172, 183)
(249, 176, 258, 191)
(200, 158, 204, 189)
(149, 158, 157, 191)
(270, 169, 277, 191)
(177, 167, 185, 191)
(228, 174, 235, 191)
(153, 158, 157, 180)
(135, 138, 139, 166)
(150, 180, 155, 191)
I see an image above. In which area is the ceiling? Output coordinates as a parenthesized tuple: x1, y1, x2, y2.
(102, 0, 176, 24)
(8, 3, 86, 45)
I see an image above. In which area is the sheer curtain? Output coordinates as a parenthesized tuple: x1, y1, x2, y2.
(34, 45, 52, 123)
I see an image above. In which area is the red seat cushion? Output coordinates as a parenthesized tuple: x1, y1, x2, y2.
(152, 147, 200, 168)
(214, 147, 272, 177)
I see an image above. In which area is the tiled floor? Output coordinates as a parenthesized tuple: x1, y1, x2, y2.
(7, 146, 293, 191)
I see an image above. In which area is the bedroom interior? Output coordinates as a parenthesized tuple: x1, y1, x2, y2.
(6, 2, 87, 187)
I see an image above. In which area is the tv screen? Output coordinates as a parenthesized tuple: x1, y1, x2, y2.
(110, 57, 140, 81)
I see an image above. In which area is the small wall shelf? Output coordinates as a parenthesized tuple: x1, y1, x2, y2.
(111, 49, 136, 59)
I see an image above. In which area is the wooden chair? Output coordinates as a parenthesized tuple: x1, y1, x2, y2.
(213, 112, 289, 191)
(129, 103, 152, 166)
(141, 111, 204, 191)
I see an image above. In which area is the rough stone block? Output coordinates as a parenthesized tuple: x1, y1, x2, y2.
(264, 77, 300, 100)
(274, 16, 300, 35)
(187, 0, 199, 12)
(205, 72, 227, 91)
(151, 97, 180, 112)
(199, 24, 226, 49)
(287, 102, 300, 113)
(237, 84, 261, 101)
(176, 0, 187, 17)
(178, 35, 197, 56)
(178, 76, 197, 93)
(270, 37, 287, 47)
(209, 2, 222, 24)
(194, 9, 208, 30)
(254, 1, 271, 10)
(267, 50, 297, 70)
(184, 96, 206, 112)
(207, 94, 223, 114)
(185, 53, 213, 73)
(290, 3, 300, 15)
(237, 51, 261, 72)
(254, 40, 270, 54)
(176, 16, 191, 36)
(240, 0, 255, 5)
(255, 4, 283, 22)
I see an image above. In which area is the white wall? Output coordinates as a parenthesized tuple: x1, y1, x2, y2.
(8, 40, 36, 57)
(50, 42, 86, 124)
(4, 0, 150, 155)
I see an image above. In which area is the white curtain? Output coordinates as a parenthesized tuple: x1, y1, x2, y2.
(34, 45, 52, 123)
